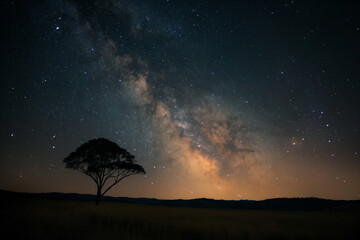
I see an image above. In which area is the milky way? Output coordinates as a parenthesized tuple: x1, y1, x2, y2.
(1, 0, 360, 200)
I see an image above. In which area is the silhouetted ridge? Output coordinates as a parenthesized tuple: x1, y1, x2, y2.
(1, 190, 359, 211)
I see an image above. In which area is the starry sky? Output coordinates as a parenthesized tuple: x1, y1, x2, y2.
(1, 0, 360, 200)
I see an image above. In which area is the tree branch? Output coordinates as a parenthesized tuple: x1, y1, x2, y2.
(101, 172, 136, 197)
(80, 167, 99, 185)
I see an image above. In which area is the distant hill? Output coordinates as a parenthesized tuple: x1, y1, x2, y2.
(2, 189, 360, 211)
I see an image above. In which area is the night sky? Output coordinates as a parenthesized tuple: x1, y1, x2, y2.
(1, 0, 360, 200)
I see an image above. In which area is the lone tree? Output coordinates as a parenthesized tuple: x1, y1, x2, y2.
(64, 138, 146, 205)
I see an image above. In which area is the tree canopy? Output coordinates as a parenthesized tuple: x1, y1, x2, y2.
(64, 138, 145, 204)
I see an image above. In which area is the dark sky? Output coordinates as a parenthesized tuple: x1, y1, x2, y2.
(1, 0, 359, 200)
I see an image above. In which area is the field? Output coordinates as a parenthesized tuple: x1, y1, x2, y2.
(1, 194, 359, 240)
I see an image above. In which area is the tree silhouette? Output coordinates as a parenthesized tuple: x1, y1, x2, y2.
(64, 138, 146, 205)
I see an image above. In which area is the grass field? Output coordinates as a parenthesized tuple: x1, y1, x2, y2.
(1, 195, 359, 240)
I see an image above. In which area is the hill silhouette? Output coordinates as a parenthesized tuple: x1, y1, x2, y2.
(2, 189, 359, 211)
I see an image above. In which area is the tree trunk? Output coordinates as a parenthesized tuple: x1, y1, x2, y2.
(96, 185, 102, 205)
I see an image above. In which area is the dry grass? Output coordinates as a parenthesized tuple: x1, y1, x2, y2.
(1, 196, 359, 239)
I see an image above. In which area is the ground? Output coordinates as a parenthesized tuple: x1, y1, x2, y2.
(1, 194, 359, 239)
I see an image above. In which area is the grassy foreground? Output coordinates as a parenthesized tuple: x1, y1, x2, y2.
(1, 195, 359, 240)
